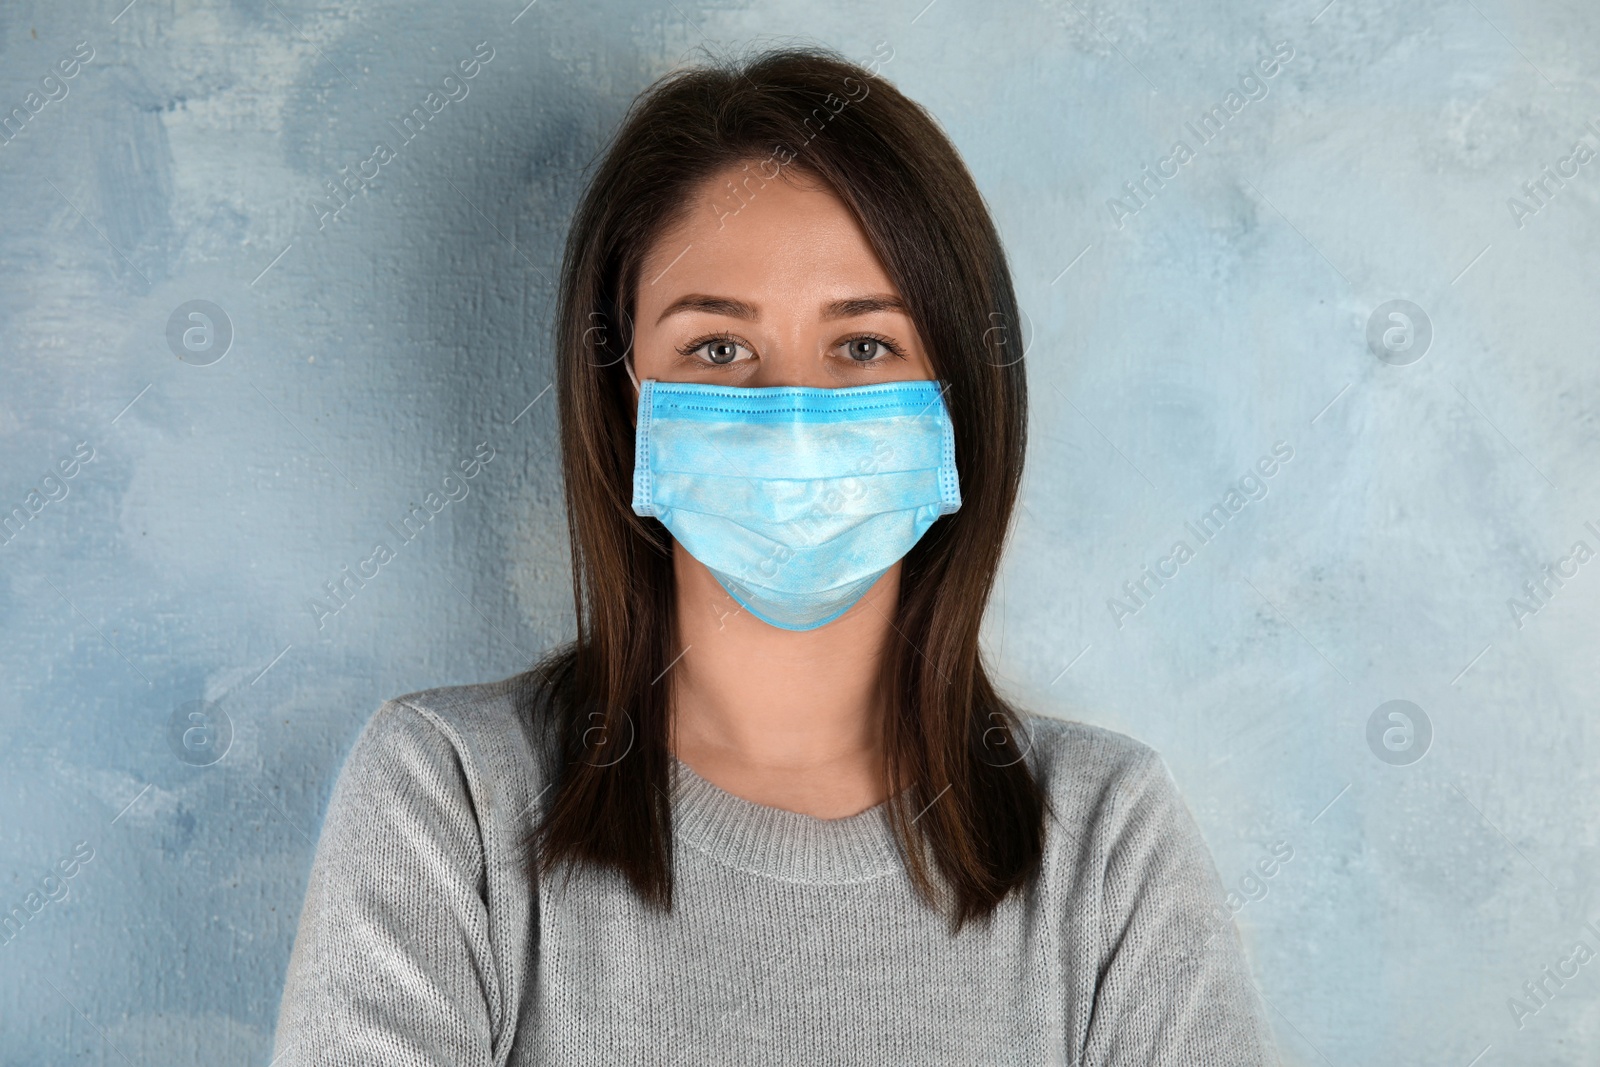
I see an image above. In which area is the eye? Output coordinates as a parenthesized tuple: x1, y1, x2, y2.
(839, 335, 904, 363)
(680, 334, 755, 366)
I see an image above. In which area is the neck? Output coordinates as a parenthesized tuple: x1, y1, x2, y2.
(667, 541, 898, 818)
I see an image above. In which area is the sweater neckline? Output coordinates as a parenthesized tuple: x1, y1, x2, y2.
(669, 757, 904, 884)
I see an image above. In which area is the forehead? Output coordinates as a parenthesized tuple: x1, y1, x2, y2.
(635, 164, 900, 310)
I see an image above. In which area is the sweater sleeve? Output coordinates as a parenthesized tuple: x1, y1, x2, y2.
(1080, 750, 1280, 1067)
(272, 700, 501, 1067)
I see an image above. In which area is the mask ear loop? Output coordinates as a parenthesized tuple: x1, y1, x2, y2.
(624, 352, 641, 394)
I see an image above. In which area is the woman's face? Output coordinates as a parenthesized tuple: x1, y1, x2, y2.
(630, 163, 935, 388)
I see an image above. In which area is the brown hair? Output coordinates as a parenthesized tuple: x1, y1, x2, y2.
(522, 45, 1045, 929)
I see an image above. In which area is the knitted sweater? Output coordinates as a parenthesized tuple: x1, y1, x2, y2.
(271, 676, 1280, 1065)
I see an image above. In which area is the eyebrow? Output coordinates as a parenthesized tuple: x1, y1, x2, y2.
(821, 295, 907, 320)
(654, 293, 908, 325)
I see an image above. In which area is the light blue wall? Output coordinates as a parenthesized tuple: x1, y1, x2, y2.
(2, 0, 1596, 1062)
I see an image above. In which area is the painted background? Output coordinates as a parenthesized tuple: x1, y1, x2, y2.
(2, 0, 1597, 1062)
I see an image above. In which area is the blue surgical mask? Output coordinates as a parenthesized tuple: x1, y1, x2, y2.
(630, 377, 961, 631)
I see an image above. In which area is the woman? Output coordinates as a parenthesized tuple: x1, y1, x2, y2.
(273, 47, 1279, 1066)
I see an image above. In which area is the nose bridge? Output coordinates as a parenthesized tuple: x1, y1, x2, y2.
(747, 309, 833, 388)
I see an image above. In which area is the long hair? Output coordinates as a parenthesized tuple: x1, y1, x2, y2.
(523, 45, 1044, 929)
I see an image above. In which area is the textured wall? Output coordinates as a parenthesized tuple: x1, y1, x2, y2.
(2, 0, 1597, 1063)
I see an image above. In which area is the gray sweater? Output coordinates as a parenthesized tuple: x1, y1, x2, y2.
(272, 676, 1280, 1065)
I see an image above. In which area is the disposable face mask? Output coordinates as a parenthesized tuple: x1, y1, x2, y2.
(630, 376, 961, 631)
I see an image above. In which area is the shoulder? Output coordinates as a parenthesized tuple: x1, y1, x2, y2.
(1017, 712, 1202, 862)
(1013, 716, 1279, 1061)
(1018, 711, 1167, 804)
(280, 677, 548, 1060)
(379, 673, 536, 756)
(331, 673, 550, 845)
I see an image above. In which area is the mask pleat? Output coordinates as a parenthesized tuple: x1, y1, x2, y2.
(663, 505, 942, 596)
(653, 469, 944, 524)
